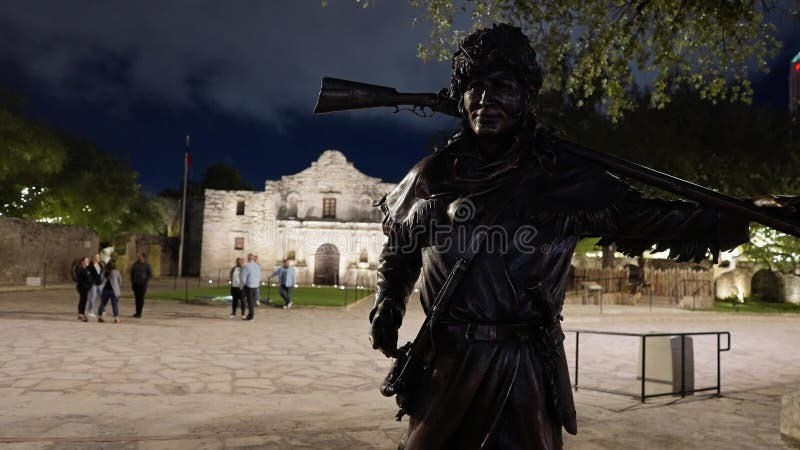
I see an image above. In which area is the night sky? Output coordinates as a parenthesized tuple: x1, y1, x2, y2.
(0, 2, 797, 194)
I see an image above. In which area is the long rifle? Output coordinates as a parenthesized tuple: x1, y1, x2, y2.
(313, 77, 800, 237)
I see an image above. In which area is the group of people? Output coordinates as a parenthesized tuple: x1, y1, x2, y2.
(228, 254, 296, 321)
(75, 252, 152, 323)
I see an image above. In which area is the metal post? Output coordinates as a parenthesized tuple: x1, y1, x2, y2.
(217, 268, 221, 285)
(42, 262, 47, 288)
(600, 292, 603, 314)
(574, 331, 580, 391)
(184, 276, 188, 302)
(680, 335, 686, 397)
(641, 336, 646, 402)
(177, 135, 190, 280)
(716, 333, 721, 396)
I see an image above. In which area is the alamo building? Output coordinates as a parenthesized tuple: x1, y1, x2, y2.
(201, 150, 395, 287)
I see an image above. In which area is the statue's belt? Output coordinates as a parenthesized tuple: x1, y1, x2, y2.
(440, 319, 545, 342)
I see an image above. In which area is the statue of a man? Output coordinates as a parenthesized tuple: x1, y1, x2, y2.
(369, 24, 753, 450)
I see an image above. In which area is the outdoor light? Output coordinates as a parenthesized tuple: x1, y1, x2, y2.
(414, 288, 420, 292)
(340, 286, 345, 290)
(208, 280, 212, 284)
(294, 284, 298, 288)
(795, 62, 800, 72)
(311, 283, 315, 287)
(271, 283, 276, 287)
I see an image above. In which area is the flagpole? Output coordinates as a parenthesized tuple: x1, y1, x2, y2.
(177, 134, 190, 280)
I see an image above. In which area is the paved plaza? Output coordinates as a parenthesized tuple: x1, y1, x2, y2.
(0, 282, 798, 449)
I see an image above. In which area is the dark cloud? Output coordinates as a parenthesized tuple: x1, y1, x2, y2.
(0, 1, 454, 128)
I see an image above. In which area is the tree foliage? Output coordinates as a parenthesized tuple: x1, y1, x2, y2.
(0, 95, 165, 239)
(201, 163, 254, 191)
(743, 225, 800, 274)
(0, 110, 67, 213)
(396, 0, 790, 119)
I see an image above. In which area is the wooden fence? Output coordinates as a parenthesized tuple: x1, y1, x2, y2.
(569, 266, 714, 299)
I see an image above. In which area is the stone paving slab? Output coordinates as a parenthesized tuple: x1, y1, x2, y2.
(0, 288, 798, 449)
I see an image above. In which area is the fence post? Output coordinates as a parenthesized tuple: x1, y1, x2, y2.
(641, 335, 647, 403)
(574, 331, 580, 391)
(680, 335, 686, 397)
(42, 262, 47, 289)
(716, 333, 721, 396)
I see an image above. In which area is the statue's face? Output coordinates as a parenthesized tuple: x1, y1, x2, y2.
(463, 71, 522, 137)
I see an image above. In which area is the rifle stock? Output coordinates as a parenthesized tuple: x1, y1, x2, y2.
(314, 77, 459, 117)
(313, 77, 800, 238)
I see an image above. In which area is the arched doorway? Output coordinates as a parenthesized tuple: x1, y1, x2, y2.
(751, 269, 783, 303)
(314, 244, 340, 285)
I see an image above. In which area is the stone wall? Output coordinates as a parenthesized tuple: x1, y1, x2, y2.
(0, 217, 99, 285)
(112, 234, 178, 277)
(265, 150, 394, 222)
(200, 150, 396, 287)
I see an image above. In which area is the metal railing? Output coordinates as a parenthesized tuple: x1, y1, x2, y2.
(568, 330, 731, 402)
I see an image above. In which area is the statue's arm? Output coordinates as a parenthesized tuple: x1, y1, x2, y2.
(580, 180, 751, 263)
(369, 225, 423, 356)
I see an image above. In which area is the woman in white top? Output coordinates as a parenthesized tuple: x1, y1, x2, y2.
(86, 253, 104, 317)
(229, 258, 245, 318)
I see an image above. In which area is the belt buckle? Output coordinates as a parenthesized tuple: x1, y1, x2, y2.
(464, 323, 474, 342)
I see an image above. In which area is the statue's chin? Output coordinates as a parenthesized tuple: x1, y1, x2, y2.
(472, 127, 511, 138)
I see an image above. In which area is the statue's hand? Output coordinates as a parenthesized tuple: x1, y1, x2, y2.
(369, 312, 399, 358)
(751, 194, 798, 217)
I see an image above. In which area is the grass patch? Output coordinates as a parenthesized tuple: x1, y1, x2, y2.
(148, 286, 373, 307)
(708, 300, 800, 314)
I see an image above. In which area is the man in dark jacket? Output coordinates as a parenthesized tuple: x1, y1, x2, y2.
(130, 253, 153, 318)
(366, 24, 781, 450)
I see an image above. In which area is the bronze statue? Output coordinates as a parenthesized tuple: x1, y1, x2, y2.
(317, 23, 796, 450)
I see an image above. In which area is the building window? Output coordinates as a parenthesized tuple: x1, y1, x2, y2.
(322, 198, 336, 218)
(236, 201, 245, 216)
(286, 250, 296, 261)
(359, 250, 368, 263)
(234, 237, 244, 250)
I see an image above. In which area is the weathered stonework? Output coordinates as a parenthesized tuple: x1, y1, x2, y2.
(782, 390, 800, 447)
(201, 150, 395, 286)
(0, 217, 99, 285)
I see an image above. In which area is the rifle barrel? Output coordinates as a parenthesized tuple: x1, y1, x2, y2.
(552, 137, 800, 237)
(313, 77, 800, 237)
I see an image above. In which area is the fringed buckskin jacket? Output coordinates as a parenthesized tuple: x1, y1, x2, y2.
(370, 127, 750, 450)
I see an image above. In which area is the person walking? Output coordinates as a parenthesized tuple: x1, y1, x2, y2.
(75, 256, 93, 322)
(229, 257, 245, 318)
(86, 253, 104, 318)
(241, 253, 260, 321)
(253, 254, 263, 306)
(130, 253, 153, 318)
(97, 261, 122, 323)
(271, 259, 296, 309)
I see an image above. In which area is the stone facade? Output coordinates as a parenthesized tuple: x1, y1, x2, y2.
(200, 150, 395, 286)
(0, 217, 99, 285)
